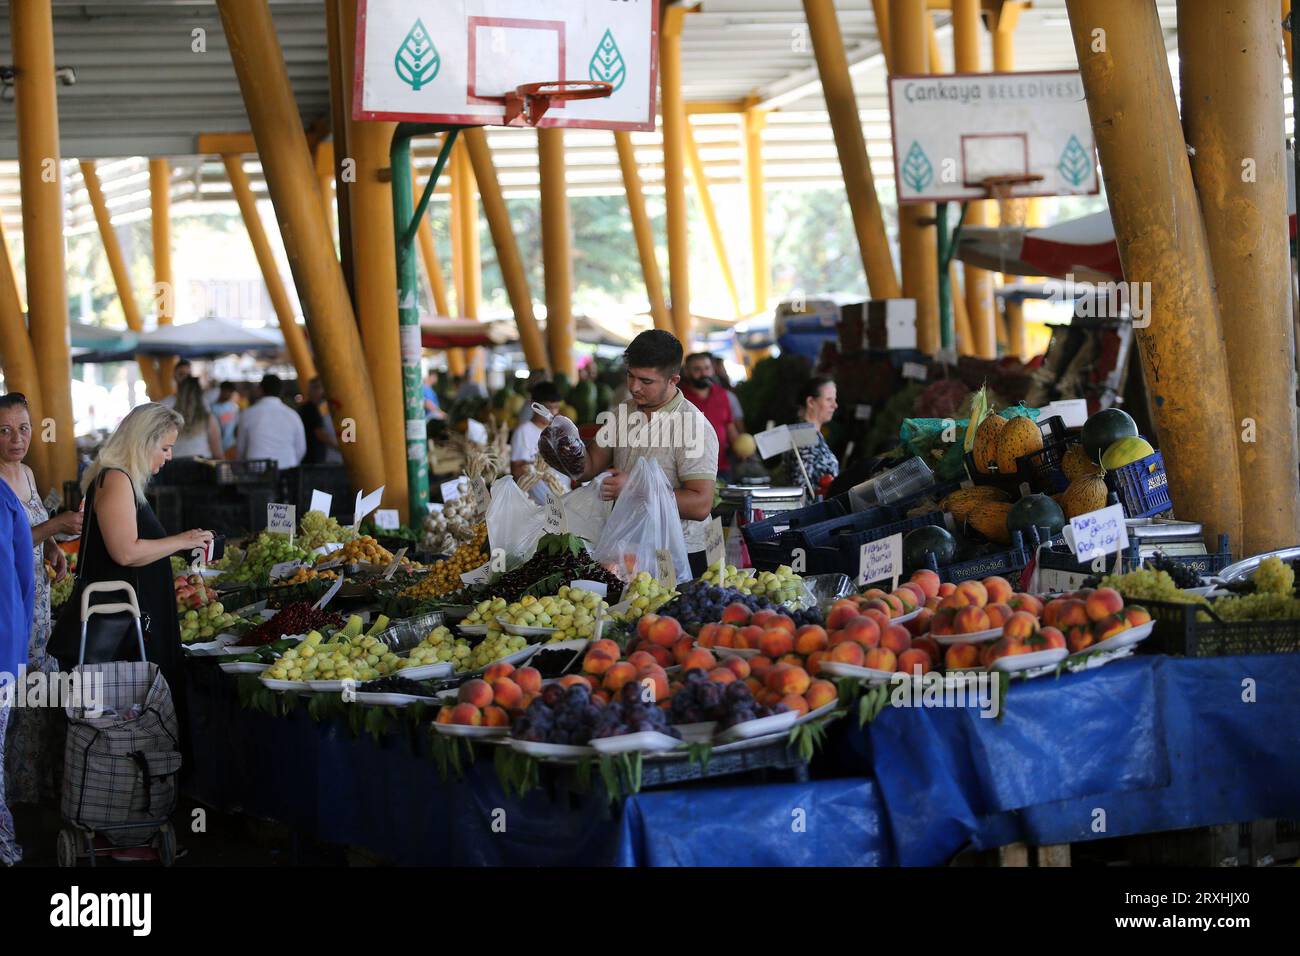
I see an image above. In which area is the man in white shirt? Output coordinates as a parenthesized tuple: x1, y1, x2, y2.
(236, 374, 306, 469)
(510, 381, 572, 504)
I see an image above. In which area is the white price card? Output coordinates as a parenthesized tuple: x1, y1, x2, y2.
(352, 486, 385, 529)
(858, 532, 903, 589)
(902, 361, 928, 381)
(466, 419, 489, 444)
(543, 493, 566, 535)
(460, 563, 491, 586)
(270, 560, 305, 581)
(1068, 503, 1129, 562)
(315, 557, 345, 571)
(313, 574, 345, 610)
(308, 490, 332, 517)
(469, 477, 490, 514)
(855, 404, 874, 421)
(266, 503, 295, 543)
(655, 548, 676, 588)
(754, 425, 793, 460)
(704, 516, 726, 569)
(382, 548, 408, 580)
(570, 580, 608, 598)
(440, 477, 465, 502)
(788, 421, 820, 449)
(374, 509, 400, 531)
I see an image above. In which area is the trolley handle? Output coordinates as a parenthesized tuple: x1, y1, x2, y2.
(78, 581, 148, 666)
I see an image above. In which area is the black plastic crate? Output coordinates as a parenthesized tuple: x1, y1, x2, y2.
(293, 463, 356, 522)
(638, 738, 809, 790)
(917, 526, 1056, 584)
(1140, 597, 1300, 657)
(964, 415, 1068, 493)
(211, 458, 279, 487)
(1107, 450, 1173, 519)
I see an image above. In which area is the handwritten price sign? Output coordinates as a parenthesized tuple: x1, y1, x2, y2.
(858, 532, 903, 589)
(1069, 504, 1128, 562)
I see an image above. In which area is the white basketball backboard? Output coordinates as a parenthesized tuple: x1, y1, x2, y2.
(888, 70, 1100, 203)
(354, 0, 659, 131)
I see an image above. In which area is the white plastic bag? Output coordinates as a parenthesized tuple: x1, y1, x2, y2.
(485, 476, 546, 569)
(562, 473, 613, 546)
(593, 458, 691, 584)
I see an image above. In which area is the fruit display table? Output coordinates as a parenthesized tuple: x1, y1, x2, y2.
(182, 661, 891, 866)
(828, 652, 1300, 865)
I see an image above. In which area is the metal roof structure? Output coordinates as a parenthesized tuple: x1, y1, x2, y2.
(0, 2, 1223, 242)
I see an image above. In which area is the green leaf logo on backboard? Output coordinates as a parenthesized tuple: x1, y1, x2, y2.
(902, 142, 934, 194)
(589, 28, 626, 92)
(395, 19, 439, 91)
(1057, 135, 1091, 187)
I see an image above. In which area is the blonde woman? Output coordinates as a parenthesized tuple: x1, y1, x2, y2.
(171, 377, 222, 459)
(58, 404, 213, 676)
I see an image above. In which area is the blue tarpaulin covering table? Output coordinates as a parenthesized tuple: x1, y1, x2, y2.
(828, 653, 1300, 865)
(183, 652, 1300, 866)
(183, 663, 891, 865)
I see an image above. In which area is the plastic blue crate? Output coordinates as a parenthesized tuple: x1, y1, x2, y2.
(918, 527, 1057, 584)
(1036, 534, 1232, 581)
(742, 494, 851, 546)
(776, 504, 898, 550)
(834, 512, 947, 567)
(1107, 450, 1172, 518)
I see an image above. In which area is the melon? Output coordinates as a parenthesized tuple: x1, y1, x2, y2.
(972, 414, 1006, 474)
(1061, 474, 1109, 518)
(903, 525, 957, 573)
(1061, 443, 1102, 481)
(1007, 494, 1066, 542)
(995, 415, 1043, 475)
(1081, 408, 1138, 463)
(967, 501, 1013, 545)
(1101, 436, 1155, 471)
(732, 433, 757, 459)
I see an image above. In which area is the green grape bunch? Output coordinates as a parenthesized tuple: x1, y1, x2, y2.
(1097, 568, 1206, 605)
(298, 509, 357, 551)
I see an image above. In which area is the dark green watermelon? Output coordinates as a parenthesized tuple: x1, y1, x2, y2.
(1007, 494, 1065, 542)
(903, 525, 957, 573)
(552, 373, 571, 399)
(1081, 408, 1138, 463)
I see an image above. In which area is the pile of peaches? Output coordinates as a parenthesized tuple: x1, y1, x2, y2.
(436, 661, 544, 727)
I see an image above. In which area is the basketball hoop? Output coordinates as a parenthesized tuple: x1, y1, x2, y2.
(501, 80, 614, 127)
(970, 174, 1044, 229)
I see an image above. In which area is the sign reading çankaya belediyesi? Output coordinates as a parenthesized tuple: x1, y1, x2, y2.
(888, 70, 1099, 203)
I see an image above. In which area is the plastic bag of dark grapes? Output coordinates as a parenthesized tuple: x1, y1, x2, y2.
(532, 402, 588, 480)
(592, 458, 691, 585)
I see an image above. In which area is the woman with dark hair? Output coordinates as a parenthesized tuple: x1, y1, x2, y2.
(0, 392, 80, 809)
(171, 376, 222, 459)
(783, 376, 840, 494)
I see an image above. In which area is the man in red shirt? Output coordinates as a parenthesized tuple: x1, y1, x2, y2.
(682, 352, 739, 479)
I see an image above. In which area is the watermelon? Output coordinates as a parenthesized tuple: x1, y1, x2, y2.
(903, 525, 957, 573)
(1007, 494, 1065, 543)
(1081, 408, 1138, 463)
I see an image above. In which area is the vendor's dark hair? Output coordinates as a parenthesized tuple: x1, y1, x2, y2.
(624, 330, 683, 378)
(530, 381, 561, 404)
(685, 351, 716, 365)
(0, 392, 29, 411)
(799, 376, 834, 409)
(260, 374, 284, 398)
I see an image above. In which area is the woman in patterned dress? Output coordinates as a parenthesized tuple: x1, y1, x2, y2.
(0, 393, 81, 808)
(783, 376, 840, 495)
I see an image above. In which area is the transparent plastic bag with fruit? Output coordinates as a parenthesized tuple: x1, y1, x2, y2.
(532, 402, 588, 480)
(485, 476, 547, 569)
(592, 458, 691, 585)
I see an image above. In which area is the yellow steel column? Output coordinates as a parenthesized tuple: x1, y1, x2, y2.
(660, 3, 692, 344)
(150, 158, 177, 393)
(80, 160, 163, 399)
(325, 0, 355, 298)
(412, 161, 451, 318)
(949, 262, 974, 356)
(953, 0, 996, 358)
(1004, 294, 1026, 360)
(0, 217, 48, 485)
(804, 0, 901, 299)
(1179, 0, 1299, 553)
(457, 142, 481, 384)
(925, 11, 944, 71)
(447, 150, 468, 380)
(683, 118, 742, 318)
(1285, 1, 1293, 70)
(538, 128, 576, 380)
(465, 128, 550, 373)
(11, 0, 74, 484)
(743, 107, 770, 315)
(342, 3, 407, 519)
(222, 155, 318, 389)
(217, 0, 386, 496)
(1064, 0, 1244, 550)
(615, 131, 671, 332)
(892, 0, 939, 354)
(448, 142, 477, 379)
(871, 0, 895, 74)
(313, 139, 336, 243)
